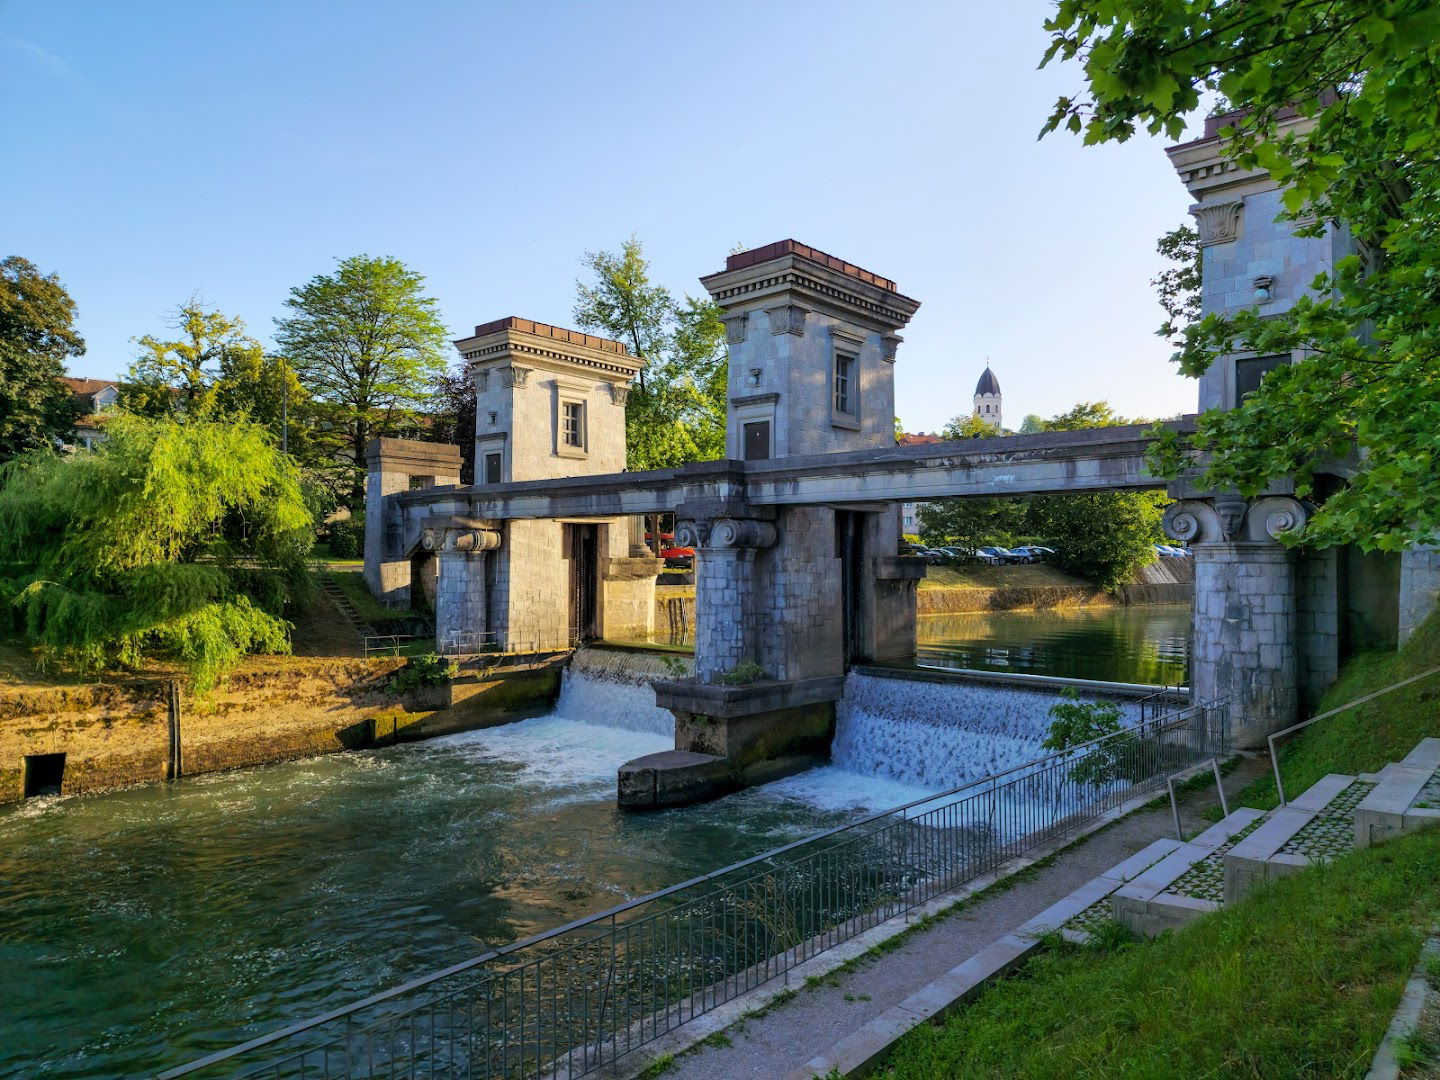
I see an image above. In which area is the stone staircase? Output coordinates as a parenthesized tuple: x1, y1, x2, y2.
(1038, 737, 1440, 944)
(318, 574, 377, 646)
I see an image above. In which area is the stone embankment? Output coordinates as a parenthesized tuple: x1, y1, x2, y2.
(0, 653, 564, 805)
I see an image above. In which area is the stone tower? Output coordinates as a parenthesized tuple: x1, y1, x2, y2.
(452, 317, 641, 485)
(973, 366, 1002, 430)
(699, 240, 919, 461)
(366, 317, 661, 652)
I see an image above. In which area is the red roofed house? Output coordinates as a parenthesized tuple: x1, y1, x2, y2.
(60, 377, 120, 449)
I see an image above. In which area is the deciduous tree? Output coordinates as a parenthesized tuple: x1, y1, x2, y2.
(1041, 0, 1440, 550)
(940, 412, 1001, 440)
(573, 237, 728, 470)
(0, 256, 83, 459)
(275, 255, 449, 505)
(123, 300, 262, 417)
(1026, 401, 1167, 590)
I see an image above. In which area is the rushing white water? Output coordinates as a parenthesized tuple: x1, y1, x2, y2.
(826, 672, 1140, 794)
(431, 670, 673, 791)
(436, 661, 1142, 816)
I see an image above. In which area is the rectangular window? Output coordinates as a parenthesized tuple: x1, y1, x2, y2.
(834, 353, 855, 415)
(743, 420, 771, 461)
(484, 452, 502, 484)
(408, 474, 434, 491)
(562, 402, 584, 447)
(1236, 354, 1288, 400)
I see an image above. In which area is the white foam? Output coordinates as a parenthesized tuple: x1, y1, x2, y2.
(428, 670, 673, 788)
(551, 669, 675, 735)
(817, 672, 1139, 798)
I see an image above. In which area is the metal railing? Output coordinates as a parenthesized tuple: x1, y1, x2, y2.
(1137, 684, 1188, 729)
(159, 699, 1228, 1079)
(438, 628, 583, 658)
(1266, 665, 1440, 806)
(363, 634, 424, 658)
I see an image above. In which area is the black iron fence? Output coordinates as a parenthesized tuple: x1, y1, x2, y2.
(159, 699, 1228, 1079)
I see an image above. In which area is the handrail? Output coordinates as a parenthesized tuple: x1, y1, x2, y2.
(158, 698, 1228, 1078)
(1267, 665, 1440, 806)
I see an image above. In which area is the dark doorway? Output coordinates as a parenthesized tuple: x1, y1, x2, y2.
(568, 524, 599, 643)
(23, 753, 65, 798)
(743, 420, 771, 461)
(836, 511, 867, 663)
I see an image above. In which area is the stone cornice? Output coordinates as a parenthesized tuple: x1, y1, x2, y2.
(456, 329, 643, 380)
(701, 255, 920, 332)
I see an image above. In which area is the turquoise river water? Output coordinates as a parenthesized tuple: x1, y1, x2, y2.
(0, 605, 1190, 1076)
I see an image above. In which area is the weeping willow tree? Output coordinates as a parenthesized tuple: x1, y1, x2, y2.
(0, 415, 313, 688)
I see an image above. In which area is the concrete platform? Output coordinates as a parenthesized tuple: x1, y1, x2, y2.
(1112, 808, 1266, 938)
(1224, 774, 1365, 904)
(1014, 838, 1184, 944)
(616, 750, 734, 808)
(1355, 760, 1440, 848)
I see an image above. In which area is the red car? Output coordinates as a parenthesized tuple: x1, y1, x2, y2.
(660, 545, 694, 568)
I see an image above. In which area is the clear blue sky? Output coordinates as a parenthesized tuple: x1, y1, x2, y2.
(2, 0, 1200, 432)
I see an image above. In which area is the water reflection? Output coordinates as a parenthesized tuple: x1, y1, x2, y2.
(916, 605, 1192, 686)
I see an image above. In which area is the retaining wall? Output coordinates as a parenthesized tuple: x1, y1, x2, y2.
(0, 655, 564, 805)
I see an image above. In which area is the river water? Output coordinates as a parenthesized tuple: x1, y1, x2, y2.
(917, 604, 1192, 685)
(0, 606, 1186, 1077)
(0, 672, 950, 1078)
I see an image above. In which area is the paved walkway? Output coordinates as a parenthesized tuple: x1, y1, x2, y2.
(658, 756, 1269, 1080)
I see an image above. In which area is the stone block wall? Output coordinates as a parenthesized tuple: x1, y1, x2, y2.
(363, 439, 462, 604)
(759, 506, 845, 683)
(1400, 544, 1440, 644)
(497, 518, 572, 650)
(1191, 543, 1298, 747)
(435, 550, 487, 651)
(1296, 548, 1341, 710)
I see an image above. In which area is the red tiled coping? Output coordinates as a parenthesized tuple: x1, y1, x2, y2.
(467, 317, 629, 356)
(717, 240, 898, 292)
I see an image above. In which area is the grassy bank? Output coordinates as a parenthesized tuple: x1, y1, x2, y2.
(1234, 612, 1440, 810)
(875, 611, 1440, 1079)
(878, 829, 1440, 1079)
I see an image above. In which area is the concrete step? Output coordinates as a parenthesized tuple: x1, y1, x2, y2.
(1110, 808, 1267, 938)
(1223, 774, 1372, 904)
(1355, 753, 1440, 849)
(1012, 837, 1184, 944)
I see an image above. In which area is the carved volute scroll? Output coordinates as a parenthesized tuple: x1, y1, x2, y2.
(1247, 495, 1310, 541)
(1163, 495, 1309, 544)
(710, 518, 777, 549)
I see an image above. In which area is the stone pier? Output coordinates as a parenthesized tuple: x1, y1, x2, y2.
(1165, 496, 1307, 746)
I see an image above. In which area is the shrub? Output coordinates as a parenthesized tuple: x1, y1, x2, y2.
(327, 517, 364, 559)
(387, 653, 451, 693)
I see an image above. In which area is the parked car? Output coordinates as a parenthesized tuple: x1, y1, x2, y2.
(1154, 544, 1189, 557)
(976, 546, 1014, 565)
(1007, 545, 1051, 563)
(661, 545, 694, 569)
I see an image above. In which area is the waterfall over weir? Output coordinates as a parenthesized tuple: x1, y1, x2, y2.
(828, 672, 1141, 794)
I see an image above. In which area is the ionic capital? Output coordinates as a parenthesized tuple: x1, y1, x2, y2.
(710, 517, 777, 549)
(1163, 495, 1308, 544)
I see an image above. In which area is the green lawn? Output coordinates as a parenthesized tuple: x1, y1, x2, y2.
(875, 610, 1440, 1080)
(878, 829, 1440, 1079)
